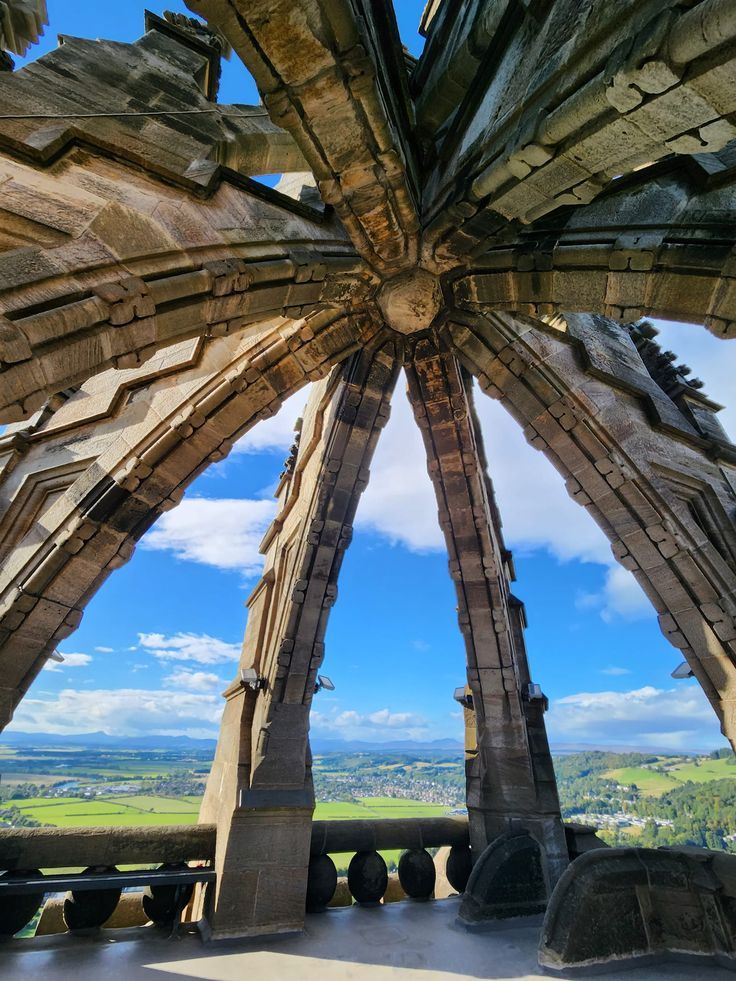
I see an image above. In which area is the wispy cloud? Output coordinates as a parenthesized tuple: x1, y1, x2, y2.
(310, 706, 432, 742)
(163, 669, 225, 692)
(44, 652, 92, 672)
(138, 632, 240, 665)
(576, 566, 651, 623)
(600, 666, 632, 676)
(8, 688, 223, 738)
(142, 497, 275, 576)
(546, 684, 722, 750)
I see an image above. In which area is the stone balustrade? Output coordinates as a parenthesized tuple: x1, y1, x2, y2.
(0, 823, 217, 939)
(307, 816, 472, 911)
(0, 817, 474, 939)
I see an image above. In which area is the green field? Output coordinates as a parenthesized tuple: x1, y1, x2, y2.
(666, 758, 735, 783)
(314, 798, 449, 820)
(12, 794, 450, 833)
(12, 795, 201, 827)
(605, 756, 736, 797)
(604, 767, 681, 796)
(12, 793, 452, 869)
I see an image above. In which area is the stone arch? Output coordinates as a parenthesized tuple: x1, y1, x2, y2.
(446, 308, 736, 745)
(0, 308, 376, 730)
(0, 151, 364, 423)
(403, 335, 567, 883)
(0, 13, 370, 425)
(450, 160, 736, 339)
(197, 331, 400, 937)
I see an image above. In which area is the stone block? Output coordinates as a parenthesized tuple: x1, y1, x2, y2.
(539, 847, 736, 974)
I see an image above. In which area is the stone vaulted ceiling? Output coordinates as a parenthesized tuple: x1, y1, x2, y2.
(1, 0, 736, 766)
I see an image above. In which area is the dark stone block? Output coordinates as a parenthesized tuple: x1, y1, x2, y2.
(63, 866, 122, 934)
(458, 832, 547, 926)
(0, 869, 43, 941)
(142, 863, 195, 927)
(446, 843, 473, 894)
(540, 847, 736, 974)
(398, 848, 435, 900)
(347, 851, 388, 905)
(306, 854, 337, 913)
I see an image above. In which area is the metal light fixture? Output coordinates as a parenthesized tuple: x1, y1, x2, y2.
(48, 649, 64, 663)
(240, 667, 266, 691)
(314, 675, 335, 694)
(524, 682, 549, 712)
(671, 661, 694, 680)
(453, 686, 473, 709)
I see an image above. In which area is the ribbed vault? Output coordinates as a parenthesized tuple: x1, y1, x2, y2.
(0, 0, 735, 939)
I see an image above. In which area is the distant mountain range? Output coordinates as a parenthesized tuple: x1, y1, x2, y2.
(0, 730, 701, 755)
(0, 730, 218, 750)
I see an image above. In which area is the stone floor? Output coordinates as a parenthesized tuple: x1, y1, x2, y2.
(1, 897, 733, 981)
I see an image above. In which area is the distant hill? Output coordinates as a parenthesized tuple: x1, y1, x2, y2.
(0, 730, 702, 756)
(311, 737, 464, 753)
(0, 730, 217, 750)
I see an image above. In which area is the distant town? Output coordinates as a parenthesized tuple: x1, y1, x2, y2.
(1, 737, 735, 853)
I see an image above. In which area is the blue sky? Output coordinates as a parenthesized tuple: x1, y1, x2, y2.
(7, 3, 736, 752)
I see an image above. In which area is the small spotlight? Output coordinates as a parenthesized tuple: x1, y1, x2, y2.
(48, 650, 64, 663)
(314, 675, 335, 694)
(524, 682, 549, 712)
(453, 687, 473, 709)
(240, 667, 266, 691)
(671, 661, 694, 680)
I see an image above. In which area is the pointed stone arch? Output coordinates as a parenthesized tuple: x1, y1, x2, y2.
(446, 308, 736, 745)
(0, 309, 376, 729)
(404, 335, 567, 885)
(198, 332, 400, 937)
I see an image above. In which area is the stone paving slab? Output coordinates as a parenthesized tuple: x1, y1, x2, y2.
(1, 897, 733, 981)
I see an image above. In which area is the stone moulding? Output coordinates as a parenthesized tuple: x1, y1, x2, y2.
(539, 846, 736, 974)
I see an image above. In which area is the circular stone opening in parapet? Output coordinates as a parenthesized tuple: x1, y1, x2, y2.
(377, 268, 443, 335)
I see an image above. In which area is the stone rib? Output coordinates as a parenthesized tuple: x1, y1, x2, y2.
(404, 335, 568, 886)
(424, 0, 736, 267)
(449, 157, 736, 338)
(447, 309, 736, 746)
(0, 152, 367, 423)
(198, 332, 399, 937)
(186, 0, 420, 275)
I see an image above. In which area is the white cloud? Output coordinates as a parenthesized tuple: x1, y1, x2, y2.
(234, 390, 308, 454)
(44, 652, 92, 672)
(577, 566, 652, 622)
(354, 378, 614, 562)
(546, 684, 723, 750)
(473, 393, 612, 565)
(601, 666, 632, 676)
(163, 669, 225, 692)
(142, 497, 276, 576)
(8, 688, 223, 739)
(94, 646, 114, 653)
(348, 379, 612, 562)
(311, 706, 431, 741)
(337, 708, 426, 729)
(356, 386, 443, 551)
(138, 631, 240, 665)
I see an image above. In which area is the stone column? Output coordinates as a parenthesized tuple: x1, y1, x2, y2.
(198, 336, 399, 939)
(405, 335, 568, 888)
